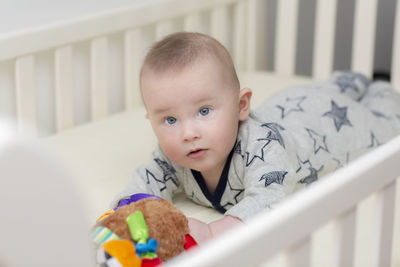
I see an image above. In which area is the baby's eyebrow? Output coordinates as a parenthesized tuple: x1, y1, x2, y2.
(151, 95, 214, 115)
(194, 95, 214, 105)
(152, 106, 172, 115)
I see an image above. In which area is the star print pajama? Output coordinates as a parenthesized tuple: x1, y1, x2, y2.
(112, 72, 400, 221)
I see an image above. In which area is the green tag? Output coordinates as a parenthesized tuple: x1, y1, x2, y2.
(126, 210, 149, 243)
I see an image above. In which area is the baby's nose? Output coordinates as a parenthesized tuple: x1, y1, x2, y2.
(182, 121, 200, 142)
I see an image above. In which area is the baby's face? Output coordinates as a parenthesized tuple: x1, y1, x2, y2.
(141, 58, 243, 177)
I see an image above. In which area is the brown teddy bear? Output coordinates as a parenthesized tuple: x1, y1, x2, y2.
(93, 194, 197, 264)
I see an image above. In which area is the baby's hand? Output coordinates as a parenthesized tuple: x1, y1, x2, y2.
(187, 217, 212, 244)
(209, 215, 243, 236)
(188, 216, 243, 244)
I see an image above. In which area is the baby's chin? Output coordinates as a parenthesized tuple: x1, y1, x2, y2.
(177, 161, 211, 173)
(168, 152, 226, 173)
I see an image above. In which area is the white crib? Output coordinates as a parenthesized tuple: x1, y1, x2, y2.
(1, 0, 400, 266)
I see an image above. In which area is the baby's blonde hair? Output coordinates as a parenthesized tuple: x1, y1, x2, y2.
(140, 32, 240, 90)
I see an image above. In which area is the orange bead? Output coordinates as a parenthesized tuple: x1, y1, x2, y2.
(102, 240, 141, 267)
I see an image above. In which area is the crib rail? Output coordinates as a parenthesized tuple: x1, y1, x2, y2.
(166, 135, 400, 267)
(0, 0, 400, 137)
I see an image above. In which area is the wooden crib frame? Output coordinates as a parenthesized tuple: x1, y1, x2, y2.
(1, 0, 400, 266)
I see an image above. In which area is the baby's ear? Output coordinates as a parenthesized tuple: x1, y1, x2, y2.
(145, 113, 149, 119)
(238, 88, 252, 121)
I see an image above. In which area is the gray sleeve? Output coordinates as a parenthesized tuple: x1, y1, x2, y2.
(225, 179, 294, 221)
(110, 146, 182, 208)
(226, 133, 300, 221)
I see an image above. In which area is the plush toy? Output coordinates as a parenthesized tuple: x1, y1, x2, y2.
(92, 194, 197, 266)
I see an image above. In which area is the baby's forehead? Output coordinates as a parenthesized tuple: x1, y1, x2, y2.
(143, 54, 215, 74)
(141, 56, 234, 87)
(141, 61, 237, 106)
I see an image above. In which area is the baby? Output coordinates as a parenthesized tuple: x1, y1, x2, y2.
(112, 32, 400, 243)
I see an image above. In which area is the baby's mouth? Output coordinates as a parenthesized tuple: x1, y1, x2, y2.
(187, 148, 207, 159)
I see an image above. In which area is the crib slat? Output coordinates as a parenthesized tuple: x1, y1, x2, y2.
(233, 0, 246, 71)
(286, 236, 311, 267)
(124, 29, 143, 109)
(210, 5, 230, 50)
(351, 0, 378, 77)
(15, 55, 37, 136)
(184, 12, 203, 33)
(275, 0, 299, 75)
(0, 62, 16, 121)
(55, 46, 74, 131)
(245, 0, 258, 71)
(156, 20, 176, 41)
(392, 0, 400, 90)
(90, 37, 109, 120)
(371, 180, 396, 267)
(312, 0, 337, 80)
(332, 207, 356, 267)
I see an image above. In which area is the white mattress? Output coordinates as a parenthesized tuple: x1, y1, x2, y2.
(37, 72, 400, 266)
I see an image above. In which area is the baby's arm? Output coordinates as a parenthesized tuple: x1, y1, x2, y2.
(188, 215, 243, 244)
(110, 147, 181, 208)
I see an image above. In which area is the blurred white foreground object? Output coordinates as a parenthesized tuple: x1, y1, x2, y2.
(0, 120, 93, 266)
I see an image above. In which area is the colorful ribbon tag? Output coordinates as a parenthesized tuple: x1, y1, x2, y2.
(117, 194, 160, 209)
(126, 211, 149, 243)
(126, 211, 159, 259)
(92, 226, 120, 245)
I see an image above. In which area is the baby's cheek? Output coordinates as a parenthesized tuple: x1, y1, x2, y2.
(217, 120, 238, 141)
(160, 140, 174, 155)
(160, 140, 181, 162)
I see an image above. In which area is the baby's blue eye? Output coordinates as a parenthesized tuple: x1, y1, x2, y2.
(166, 117, 177, 125)
(199, 107, 210, 116)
